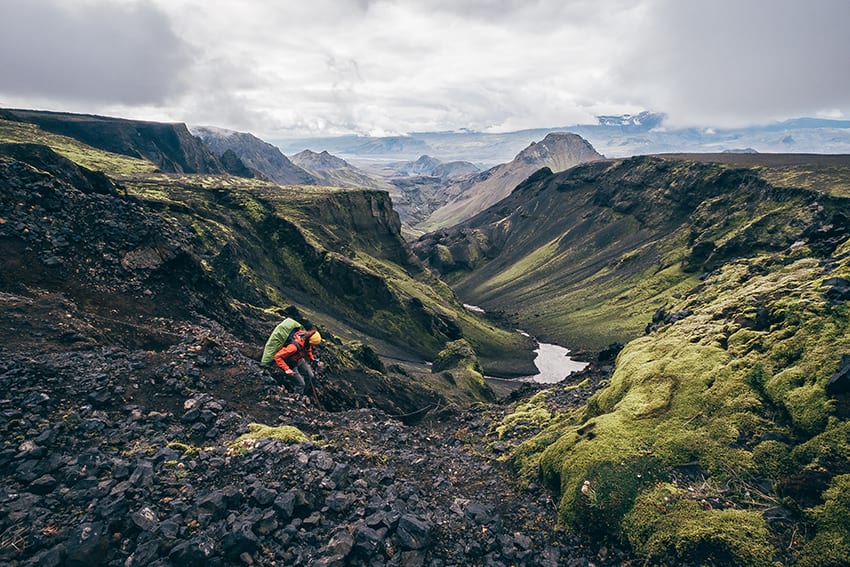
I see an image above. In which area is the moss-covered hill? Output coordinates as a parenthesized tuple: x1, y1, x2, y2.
(414, 154, 850, 352)
(0, 112, 534, 410)
(427, 154, 850, 564)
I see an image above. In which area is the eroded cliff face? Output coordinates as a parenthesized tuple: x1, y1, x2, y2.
(296, 189, 418, 268)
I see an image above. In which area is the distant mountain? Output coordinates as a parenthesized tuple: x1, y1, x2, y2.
(595, 110, 665, 130)
(290, 149, 350, 171)
(289, 149, 393, 191)
(383, 155, 480, 181)
(5, 108, 231, 174)
(271, 112, 850, 167)
(420, 132, 604, 231)
(192, 126, 315, 184)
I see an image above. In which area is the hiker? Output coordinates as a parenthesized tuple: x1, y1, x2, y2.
(273, 329, 324, 394)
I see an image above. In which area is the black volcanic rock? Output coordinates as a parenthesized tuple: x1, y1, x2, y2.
(826, 354, 850, 395)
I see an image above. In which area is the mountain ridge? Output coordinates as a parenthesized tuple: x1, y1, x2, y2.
(419, 132, 604, 231)
(4, 108, 235, 175)
(272, 113, 850, 166)
(192, 125, 316, 184)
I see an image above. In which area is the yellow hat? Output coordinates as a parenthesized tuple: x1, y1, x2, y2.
(309, 331, 322, 345)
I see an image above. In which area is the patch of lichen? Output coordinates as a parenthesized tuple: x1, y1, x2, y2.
(230, 423, 310, 450)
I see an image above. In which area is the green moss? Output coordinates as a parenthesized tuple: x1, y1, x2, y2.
(751, 440, 794, 479)
(792, 421, 850, 470)
(431, 339, 495, 403)
(495, 393, 553, 440)
(567, 455, 664, 542)
(229, 423, 310, 455)
(435, 244, 454, 265)
(512, 253, 850, 556)
(625, 485, 774, 566)
(799, 474, 850, 566)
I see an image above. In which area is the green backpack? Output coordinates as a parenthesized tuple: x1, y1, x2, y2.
(260, 317, 303, 365)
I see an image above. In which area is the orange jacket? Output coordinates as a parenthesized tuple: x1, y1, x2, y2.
(273, 330, 316, 372)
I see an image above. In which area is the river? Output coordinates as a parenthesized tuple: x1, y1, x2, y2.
(464, 304, 588, 384)
(522, 340, 588, 383)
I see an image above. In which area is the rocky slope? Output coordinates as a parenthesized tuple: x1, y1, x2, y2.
(419, 133, 604, 232)
(192, 126, 316, 185)
(0, 112, 626, 566)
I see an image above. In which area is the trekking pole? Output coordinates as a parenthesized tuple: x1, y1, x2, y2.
(307, 370, 325, 411)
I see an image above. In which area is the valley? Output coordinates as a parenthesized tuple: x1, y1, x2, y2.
(2, 108, 850, 566)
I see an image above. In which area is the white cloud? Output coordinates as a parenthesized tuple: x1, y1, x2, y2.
(1, 0, 848, 136)
(0, 0, 194, 105)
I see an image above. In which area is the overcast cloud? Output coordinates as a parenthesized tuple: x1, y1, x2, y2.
(1, 0, 848, 137)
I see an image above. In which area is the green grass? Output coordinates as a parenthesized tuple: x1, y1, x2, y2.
(0, 118, 157, 176)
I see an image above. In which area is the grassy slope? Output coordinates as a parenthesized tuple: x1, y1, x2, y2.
(0, 118, 157, 176)
(440, 156, 848, 352)
(1, 116, 532, 392)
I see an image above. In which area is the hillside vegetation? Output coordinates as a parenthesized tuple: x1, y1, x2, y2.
(417, 153, 850, 563)
(0, 113, 534, 405)
(416, 155, 850, 351)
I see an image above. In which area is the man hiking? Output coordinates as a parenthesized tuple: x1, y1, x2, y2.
(261, 318, 325, 394)
(273, 328, 324, 395)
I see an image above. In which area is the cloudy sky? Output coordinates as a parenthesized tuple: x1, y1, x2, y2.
(1, 0, 849, 138)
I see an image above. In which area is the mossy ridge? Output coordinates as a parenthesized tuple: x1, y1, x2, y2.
(511, 249, 850, 562)
(798, 474, 850, 566)
(624, 484, 775, 566)
(124, 169, 530, 373)
(0, 118, 157, 176)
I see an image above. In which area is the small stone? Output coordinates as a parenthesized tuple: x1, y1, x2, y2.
(29, 474, 58, 495)
(131, 506, 159, 532)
